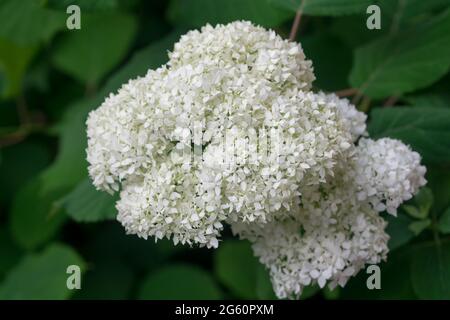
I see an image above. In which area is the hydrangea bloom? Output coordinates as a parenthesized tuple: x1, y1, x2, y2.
(86, 21, 426, 298)
(353, 138, 427, 215)
(231, 137, 425, 298)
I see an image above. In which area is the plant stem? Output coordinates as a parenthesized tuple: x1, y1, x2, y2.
(289, 2, 305, 41)
(351, 91, 363, 105)
(359, 96, 372, 113)
(0, 123, 46, 148)
(335, 88, 358, 97)
(85, 82, 98, 97)
(384, 96, 398, 107)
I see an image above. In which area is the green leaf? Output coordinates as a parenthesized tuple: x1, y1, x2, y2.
(52, 12, 137, 85)
(139, 264, 222, 300)
(331, 15, 385, 48)
(7, 110, 84, 250)
(341, 248, 416, 299)
(377, 249, 417, 299)
(368, 107, 450, 165)
(40, 97, 99, 195)
(411, 242, 450, 299)
(269, 0, 371, 16)
(350, 10, 450, 98)
(7, 104, 90, 248)
(255, 263, 277, 300)
(0, 227, 22, 281)
(302, 33, 353, 91)
(0, 0, 65, 46)
(402, 205, 423, 219)
(427, 167, 450, 215)
(46, 0, 119, 12)
(413, 186, 434, 218)
(323, 286, 340, 300)
(87, 223, 183, 272)
(0, 72, 4, 93)
(0, 38, 37, 98)
(73, 260, 133, 300)
(402, 187, 433, 220)
(438, 207, 450, 234)
(24, 58, 51, 94)
(408, 219, 431, 236)
(385, 213, 415, 250)
(416, 186, 434, 203)
(303, 0, 369, 16)
(10, 177, 67, 250)
(0, 243, 84, 300)
(379, 0, 450, 33)
(214, 240, 269, 299)
(404, 93, 450, 108)
(0, 100, 17, 126)
(64, 178, 117, 223)
(300, 285, 320, 299)
(168, 0, 292, 28)
(0, 140, 51, 205)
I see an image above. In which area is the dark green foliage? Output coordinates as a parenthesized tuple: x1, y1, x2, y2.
(139, 264, 223, 300)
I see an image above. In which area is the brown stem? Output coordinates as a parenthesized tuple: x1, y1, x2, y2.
(359, 96, 372, 113)
(289, 6, 304, 41)
(0, 130, 28, 148)
(85, 82, 98, 97)
(335, 88, 359, 97)
(0, 124, 45, 148)
(383, 96, 398, 107)
(1, 94, 47, 148)
(351, 90, 365, 105)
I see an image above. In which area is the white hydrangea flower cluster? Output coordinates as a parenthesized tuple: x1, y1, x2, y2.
(231, 137, 424, 298)
(353, 138, 427, 215)
(86, 21, 426, 298)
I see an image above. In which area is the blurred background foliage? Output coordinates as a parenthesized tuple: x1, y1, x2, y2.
(0, 0, 450, 300)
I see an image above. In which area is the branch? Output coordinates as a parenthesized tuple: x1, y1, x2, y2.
(359, 96, 372, 113)
(383, 96, 398, 107)
(351, 91, 364, 105)
(0, 123, 45, 148)
(289, 2, 305, 41)
(335, 88, 359, 97)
